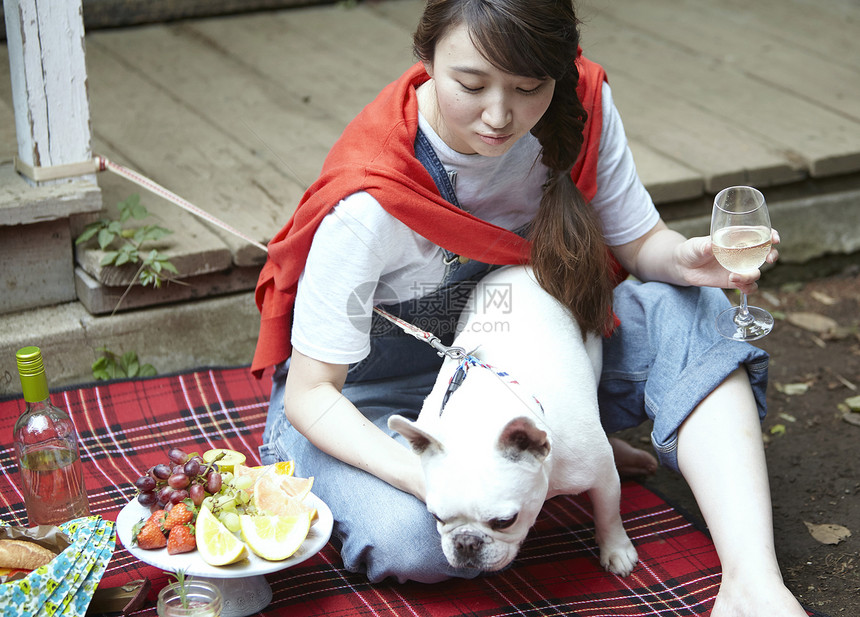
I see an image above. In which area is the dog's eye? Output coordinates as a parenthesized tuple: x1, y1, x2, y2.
(431, 513, 444, 524)
(490, 514, 518, 531)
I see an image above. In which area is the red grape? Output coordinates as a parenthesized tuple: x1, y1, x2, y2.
(183, 459, 201, 477)
(169, 489, 189, 504)
(168, 448, 188, 465)
(157, 486, 174, 503)
(205, 472, 222, 494)
(137, 491, 157, 507)
(135, 476, 156, 492)
(189, 483, 205, 506)
(152, 464, 171, 480)
(168, 473, 190, 490)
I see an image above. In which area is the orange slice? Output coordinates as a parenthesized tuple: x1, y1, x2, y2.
(252, 471, 316, 519)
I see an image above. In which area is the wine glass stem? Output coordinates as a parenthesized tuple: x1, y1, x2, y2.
(734, 293, 755, 328)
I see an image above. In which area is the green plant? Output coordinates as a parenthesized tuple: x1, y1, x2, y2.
(169, 568, 190, 609)
(92, 348, 157, 381)
(75, 194, 179, 289)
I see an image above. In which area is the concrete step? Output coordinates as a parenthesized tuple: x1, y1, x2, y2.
(0, 292, 261, 396)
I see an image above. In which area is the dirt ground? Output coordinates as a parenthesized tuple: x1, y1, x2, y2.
(620, 258, 860, 616)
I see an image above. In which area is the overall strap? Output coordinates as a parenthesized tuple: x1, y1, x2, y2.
(414, 129, 461, 208)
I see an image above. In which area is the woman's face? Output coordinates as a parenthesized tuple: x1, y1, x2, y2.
(421, 23, 556, 157)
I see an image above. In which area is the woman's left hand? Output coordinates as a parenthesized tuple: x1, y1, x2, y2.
(676, 229, 780, 294)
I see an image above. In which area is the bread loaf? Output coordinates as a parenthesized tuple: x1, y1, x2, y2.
(0, 538, 57, 570)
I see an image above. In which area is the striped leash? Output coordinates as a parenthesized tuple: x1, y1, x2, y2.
(14, 155, 269, 254)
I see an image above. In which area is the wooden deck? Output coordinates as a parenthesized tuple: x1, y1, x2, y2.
(2, 0, 859, 313)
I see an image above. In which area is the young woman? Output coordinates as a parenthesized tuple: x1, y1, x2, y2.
(253, 1, 806, 614)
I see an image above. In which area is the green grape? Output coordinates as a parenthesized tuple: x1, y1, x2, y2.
(215, 494, 235, 508)
(221, 472, 234, 485)
(232, 475, 253, 491)
(222, 512, 241, 533)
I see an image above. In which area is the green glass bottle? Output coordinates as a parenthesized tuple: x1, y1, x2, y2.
(13, 346, 90, 527)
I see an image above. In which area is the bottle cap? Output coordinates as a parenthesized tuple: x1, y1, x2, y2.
(16, 346, 49, 403)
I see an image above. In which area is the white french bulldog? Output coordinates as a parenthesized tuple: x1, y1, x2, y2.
(388, 265, 638, 576)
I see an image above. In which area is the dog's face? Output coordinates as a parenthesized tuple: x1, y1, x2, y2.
(390, 368, 551, 571)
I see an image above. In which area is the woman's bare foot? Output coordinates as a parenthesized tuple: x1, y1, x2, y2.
(711, 572, 808, 617)
(609, 437, 658, 478)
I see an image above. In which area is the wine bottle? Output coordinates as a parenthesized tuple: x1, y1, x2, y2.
(13, 346, 90, 527)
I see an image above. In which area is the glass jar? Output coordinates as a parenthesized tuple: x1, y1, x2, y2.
(157, 580, 223, 617)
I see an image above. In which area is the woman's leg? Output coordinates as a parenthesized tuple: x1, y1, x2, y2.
(677, 368, 807, 617)
(601, 281, 806, 615)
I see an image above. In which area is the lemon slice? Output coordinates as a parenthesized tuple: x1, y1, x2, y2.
(195, 505, 248, 566)
(239, 513, 312, 561)
(202, 448, 247, 473)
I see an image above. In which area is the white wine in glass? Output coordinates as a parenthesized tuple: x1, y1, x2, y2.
(711, 186, 774, 341)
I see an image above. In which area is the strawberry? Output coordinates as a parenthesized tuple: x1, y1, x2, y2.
(167, 523, 197, 555)
(146, 509, 166, 527)
(132, 519, 167, 550)
(163, 502, 194, 531)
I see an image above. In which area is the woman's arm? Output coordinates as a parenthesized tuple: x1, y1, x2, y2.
(610, 219, 780, 294)
(283, 349, 426, 501)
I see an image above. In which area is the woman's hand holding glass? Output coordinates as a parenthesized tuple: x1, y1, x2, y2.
(709, 185, 775, 341)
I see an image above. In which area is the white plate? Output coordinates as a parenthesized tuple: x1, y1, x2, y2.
(115, 492, 333, 578)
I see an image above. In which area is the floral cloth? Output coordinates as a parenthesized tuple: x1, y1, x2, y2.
(0, 516, 115, 617)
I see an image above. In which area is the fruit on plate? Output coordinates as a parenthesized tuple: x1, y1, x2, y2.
(251, 469, 316, 519)
(128, 453, 319, 563)
(166, 523, 197, 555)
(134, 447, 226, 511)
(202, 448, 247, 473)
(195, 505, 248, 566)
(163, 502, 194, 531)
(239, 512, 312, 561)
(132, 511, 167, 549)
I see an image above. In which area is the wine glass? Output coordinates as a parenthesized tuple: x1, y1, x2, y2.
(710, 186, 774, 341)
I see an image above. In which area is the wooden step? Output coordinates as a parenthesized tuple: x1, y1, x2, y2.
(74, 265, 260, 315)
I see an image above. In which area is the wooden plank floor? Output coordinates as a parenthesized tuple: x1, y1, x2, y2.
(2, 0, 859, 311)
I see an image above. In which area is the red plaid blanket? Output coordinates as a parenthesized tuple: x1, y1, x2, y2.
(0, 367, 825, 616)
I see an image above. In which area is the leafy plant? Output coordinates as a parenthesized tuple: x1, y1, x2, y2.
(92, 347, 157, 381)
(169, 567, 191, 609)
(75, 194, 179, 289)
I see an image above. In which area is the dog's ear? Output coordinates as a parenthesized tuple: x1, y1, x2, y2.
(498, 416, 550, 462)
(389, 415, 444, 456)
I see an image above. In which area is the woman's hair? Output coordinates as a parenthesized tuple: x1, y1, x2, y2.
(414, 0, 614, 335)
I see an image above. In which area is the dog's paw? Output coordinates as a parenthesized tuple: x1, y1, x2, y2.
(599, 539, 638, 577)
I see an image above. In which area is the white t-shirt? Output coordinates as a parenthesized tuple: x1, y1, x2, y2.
(292, 82, 659, 364)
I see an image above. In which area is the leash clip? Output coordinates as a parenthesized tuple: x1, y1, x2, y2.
(428, 337, 467, 360)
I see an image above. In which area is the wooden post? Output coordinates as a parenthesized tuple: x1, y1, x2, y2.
(3, 0, 94, 185)
(0, 0, 101, 314)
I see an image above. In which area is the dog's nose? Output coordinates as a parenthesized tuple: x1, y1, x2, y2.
(454, 531, 484, 556)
